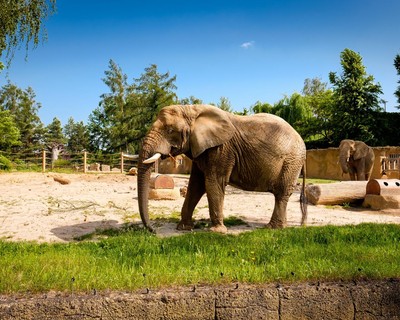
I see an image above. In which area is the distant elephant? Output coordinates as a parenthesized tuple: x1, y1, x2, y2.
(137, 104, 307, 233)
(338, 139, 375, 181)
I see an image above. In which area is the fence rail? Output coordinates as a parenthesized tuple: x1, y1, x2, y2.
(0, 151, 140, 173)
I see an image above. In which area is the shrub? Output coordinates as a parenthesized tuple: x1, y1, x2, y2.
(0, 155, 12, 171)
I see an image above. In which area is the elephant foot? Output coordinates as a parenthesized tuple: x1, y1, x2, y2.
(177, 220, 194, 231)
(265, 222, 286, 229)
(210, 224, 228, 234)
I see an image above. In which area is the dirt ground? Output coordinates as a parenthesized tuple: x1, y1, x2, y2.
(1, 172, 400, 243)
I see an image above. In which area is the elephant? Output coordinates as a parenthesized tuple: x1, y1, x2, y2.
(338, 139, 375, 181)
(137, 104, 307, 233)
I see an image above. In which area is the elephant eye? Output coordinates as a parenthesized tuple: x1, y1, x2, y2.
(166, 127, 174, 134)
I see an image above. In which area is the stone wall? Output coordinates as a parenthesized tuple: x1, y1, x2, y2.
(307, 146, 400, 180)
(156, 147, 400, 180)
(1, 280, 399, 319)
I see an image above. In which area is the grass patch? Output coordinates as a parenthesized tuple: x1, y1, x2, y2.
(303, 178, 338, 184)
(0, 223, 399, 294)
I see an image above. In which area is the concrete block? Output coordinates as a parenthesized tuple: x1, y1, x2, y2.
(89, 163, 100, 171)
(363, 194, 400, 210)
(366, 179, 400, 196)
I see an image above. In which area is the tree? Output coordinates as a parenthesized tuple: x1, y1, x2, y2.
(0, 110, 20, 150)
(329, 48, 382, 144)
(98, 59, 132, 152)
(0, 0, 56, 67)
(0, 82, 44, 153)
(394, 53, 400, 109)
(63, 117, 89, 153)
(89, 62, 178, 154)
(131, 64, 177, 143)
(301, 78, 335, 144)
(87, 106, 111, 152)
(216, 97, 233, 112)
(45, 117, 66, 163)
(252, 101, 274, 114)
(179, 96, 203, 105)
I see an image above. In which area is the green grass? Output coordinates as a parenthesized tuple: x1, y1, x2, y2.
(0, 223, 399, 294)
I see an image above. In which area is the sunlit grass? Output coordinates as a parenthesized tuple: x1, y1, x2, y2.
(0, 223, 399, 294)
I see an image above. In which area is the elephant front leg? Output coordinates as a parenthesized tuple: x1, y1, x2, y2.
(267, 194, 289, 229)
(177, 163, 205, 231)
(205, 177, 227, 234)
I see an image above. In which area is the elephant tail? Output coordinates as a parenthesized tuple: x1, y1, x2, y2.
(300, 163, 308, 226)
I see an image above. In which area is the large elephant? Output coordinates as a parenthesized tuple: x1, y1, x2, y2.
(138, 104, 307, 233)
(338, 139, 375, 181)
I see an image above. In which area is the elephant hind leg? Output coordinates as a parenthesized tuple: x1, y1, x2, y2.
(267, 194, 289, 229)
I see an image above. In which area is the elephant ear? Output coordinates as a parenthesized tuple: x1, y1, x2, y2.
(190, 106, 235, 158)
(353, 141, 369, 160)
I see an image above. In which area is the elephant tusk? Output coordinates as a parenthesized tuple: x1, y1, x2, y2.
(143, 153, 162, 164)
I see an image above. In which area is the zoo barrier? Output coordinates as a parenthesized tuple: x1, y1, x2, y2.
(307, 146, 400, 180)
(1, 279, 399, 319)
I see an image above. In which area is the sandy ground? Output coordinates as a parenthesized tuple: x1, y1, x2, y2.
(0, 172, 399, 243)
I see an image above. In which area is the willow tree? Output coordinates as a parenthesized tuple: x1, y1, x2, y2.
(0, 0, 56, 67)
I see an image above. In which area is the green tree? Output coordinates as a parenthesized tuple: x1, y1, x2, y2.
(0, 0, 56, 67)
(394, 53, 400, 109)
(131, 64, 177, 147)
(251, 101, 274, 114)
(87, 106, 111, 152)
(216, 97, 233, 112)
(0, 110, 20, 150)
(98, 59, 132, 152)
(45, 117, 66, 163)
(301, 78, 335, 144)
(63, 117, 89, 153)
(0, 82, 44, 153)
(89, 62, 178, 154)
(179, 96, 203, 105)
(329, 48, 382, 144)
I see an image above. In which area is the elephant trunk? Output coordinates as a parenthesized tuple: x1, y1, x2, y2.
(137, 140, 156, 233)
(339, 152, 349, 174)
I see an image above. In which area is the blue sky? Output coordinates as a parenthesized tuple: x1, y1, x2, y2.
(1, 0, 399, 125)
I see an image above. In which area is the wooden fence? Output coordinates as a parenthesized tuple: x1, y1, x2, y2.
(0, 151, 140, 173)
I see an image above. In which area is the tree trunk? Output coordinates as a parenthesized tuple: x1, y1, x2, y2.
(306, 181, 368, 205)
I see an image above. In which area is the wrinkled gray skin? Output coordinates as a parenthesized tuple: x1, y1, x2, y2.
(339, 139, 375, 181)
(138, 104, 307, 233)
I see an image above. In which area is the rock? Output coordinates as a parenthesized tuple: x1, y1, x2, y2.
(180, 186, 187, 198)
(127, 167, 137, 176)
(53, 176, 71, 185)
(101, 164, 110, 172)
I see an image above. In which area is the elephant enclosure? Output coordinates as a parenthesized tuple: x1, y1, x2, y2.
(1, 172, 400, 242)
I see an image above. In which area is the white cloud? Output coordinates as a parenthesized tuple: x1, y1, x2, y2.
(240, 41, 255, 49)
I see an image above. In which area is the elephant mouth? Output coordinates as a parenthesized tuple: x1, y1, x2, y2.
(143, 147, 181, 164)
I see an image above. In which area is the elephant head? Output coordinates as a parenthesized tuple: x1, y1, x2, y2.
(137, 105, 235, 231)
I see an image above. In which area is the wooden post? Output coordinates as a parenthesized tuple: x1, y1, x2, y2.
(83, 151, 87, 173)
(121, 152, 124, 173)
(42, 150, 46, 173)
